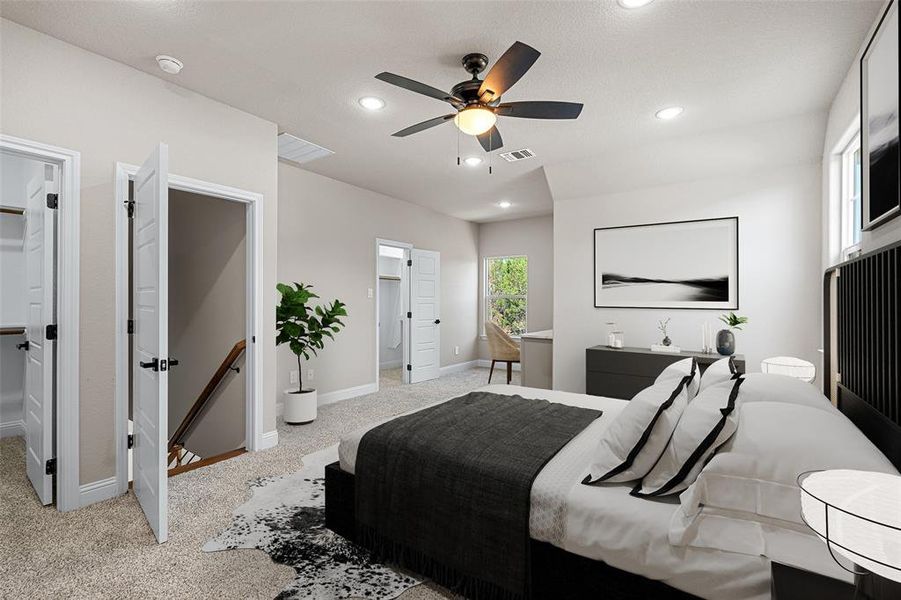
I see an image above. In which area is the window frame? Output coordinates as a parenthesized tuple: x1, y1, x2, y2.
(483, 254, 529, 339)
(840, 132, 862, 261)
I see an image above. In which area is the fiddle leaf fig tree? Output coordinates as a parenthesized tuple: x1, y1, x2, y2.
(276, 282, 347, 393)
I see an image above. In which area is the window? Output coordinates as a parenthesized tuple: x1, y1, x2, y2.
(484, 255, 528, 337)
(840, 134, 862, 260)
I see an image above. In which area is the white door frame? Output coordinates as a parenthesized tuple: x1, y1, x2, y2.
(114, 163, 264, 495)
(374, 238, 412, 392)
(0, 134, 81, 512)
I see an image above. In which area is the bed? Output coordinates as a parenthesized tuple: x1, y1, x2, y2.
(325, 240, 901, 600)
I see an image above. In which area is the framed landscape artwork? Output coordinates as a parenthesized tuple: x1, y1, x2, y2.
(861, 0, 900, 231)
(594, 217, 739, 310)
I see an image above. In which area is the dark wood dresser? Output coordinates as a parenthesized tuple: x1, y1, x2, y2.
(586, 346, 745, 399)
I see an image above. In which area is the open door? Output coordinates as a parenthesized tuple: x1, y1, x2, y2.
(409, 249, 440, 383)
(23, 175, 55, 505)
(132, 144, 169, 543)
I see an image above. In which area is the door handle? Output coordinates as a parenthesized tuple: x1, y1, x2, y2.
(139, 358, 159, 372)
(434, 319, 441, 325)
(16, 340, 29, 351)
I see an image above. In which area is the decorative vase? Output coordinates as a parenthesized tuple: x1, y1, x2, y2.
(716, 329, 735, 356)
(284, 388, 317, 424)
(662, 336, 672, 347)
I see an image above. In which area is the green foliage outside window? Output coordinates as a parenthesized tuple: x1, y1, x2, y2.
(486, 256, 528, 337)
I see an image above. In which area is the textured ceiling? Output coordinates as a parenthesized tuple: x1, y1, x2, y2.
(0, 0, 881, 222)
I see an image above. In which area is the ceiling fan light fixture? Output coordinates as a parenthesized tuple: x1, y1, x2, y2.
(655, 106, 684, 120)
(618, 0, 655, 8)
(498, 200, 512, 209)
(454, 107, 497, 136)
(463, 156, 483, 167)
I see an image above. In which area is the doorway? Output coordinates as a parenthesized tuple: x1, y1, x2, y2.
(0, 135, 80, 512)
(374, 239, 441, 392)
(114, 145, 264, 543)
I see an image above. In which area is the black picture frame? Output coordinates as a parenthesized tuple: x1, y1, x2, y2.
(593, 216, 739, 310)
(861, 0, 900, 231)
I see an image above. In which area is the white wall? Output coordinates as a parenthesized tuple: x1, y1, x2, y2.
(477, 215, 554, 358)
(0, 19, 278, 484)
(549, 114, 825, 393)
(278, 162, 479, 400)
(822, 0, 901, 270)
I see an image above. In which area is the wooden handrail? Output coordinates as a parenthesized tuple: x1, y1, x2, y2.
(168, 339, 246, 452)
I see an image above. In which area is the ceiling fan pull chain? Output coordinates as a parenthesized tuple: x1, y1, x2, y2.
(457, 126, 460, 166)
(489, 129, 493, 174)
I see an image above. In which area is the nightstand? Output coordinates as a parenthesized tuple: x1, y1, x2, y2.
(771, 562, 854, 600)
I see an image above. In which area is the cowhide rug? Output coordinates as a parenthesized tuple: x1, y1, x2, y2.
(203, 445, 421, 599)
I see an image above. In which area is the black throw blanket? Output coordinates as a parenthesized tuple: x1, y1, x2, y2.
(355, 391, 601, 600)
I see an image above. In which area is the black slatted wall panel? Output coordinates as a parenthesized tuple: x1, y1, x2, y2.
(837, 243, 900, 427)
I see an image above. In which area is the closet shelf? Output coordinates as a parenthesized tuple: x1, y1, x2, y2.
(0, 205, 26, 216)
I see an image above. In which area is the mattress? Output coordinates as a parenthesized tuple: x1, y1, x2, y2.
(338, 384, 770, 600)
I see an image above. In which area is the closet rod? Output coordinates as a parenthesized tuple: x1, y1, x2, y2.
(378, 275, 401, 281)
(0, 327, 26, 336)
(0, 206, 26, 216)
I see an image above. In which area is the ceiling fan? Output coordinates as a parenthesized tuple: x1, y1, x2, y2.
(375, 41, 583, 153)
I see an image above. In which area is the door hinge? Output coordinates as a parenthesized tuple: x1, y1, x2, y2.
(45, 458, 57, 476)
(127, 434, 135, 449)
(252, 335, 256, 343)
(406, 364, 412, 371)
(45, 324, 57, 340)
(46, 193, 58, 209)
(125, 199, 135, 219)
(127, 319, 135, 334)
(407, 259, 412, 267)
(407, 311, 412, 319)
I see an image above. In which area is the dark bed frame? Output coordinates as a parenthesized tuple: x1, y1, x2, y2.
(324, 240, 901, 600)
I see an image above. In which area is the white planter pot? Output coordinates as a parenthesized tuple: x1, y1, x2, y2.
(284, 388, 317, 424)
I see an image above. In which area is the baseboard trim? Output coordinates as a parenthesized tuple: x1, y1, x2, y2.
(259, 429, 279, 450)
(476, 359, 522, 372)
(318, 383, 378, 406)
(439, 360, 479, 375)
(0, 419, 25, 439)
(79, 476, 119, 507)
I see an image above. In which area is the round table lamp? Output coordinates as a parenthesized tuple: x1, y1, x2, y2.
(761, 356, 817, 383)
(799, 470, 901, 598)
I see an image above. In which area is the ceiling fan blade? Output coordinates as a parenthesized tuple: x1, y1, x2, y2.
(392, 114, 456, 137)
(477, 126, 504, 152)
(496, 101, 583, 119)
(376, 72, 463, 106)
(478, 41, 541, 103)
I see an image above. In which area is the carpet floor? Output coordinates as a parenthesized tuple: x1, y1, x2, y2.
(0, 367, 515, 600)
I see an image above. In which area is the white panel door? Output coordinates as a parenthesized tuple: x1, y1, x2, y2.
(24, 175, 55, 505)
(132, 144, 169, 543)
(409, 249, 440, 383)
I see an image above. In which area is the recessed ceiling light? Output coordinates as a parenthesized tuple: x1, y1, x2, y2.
(618, 0, 655, 8)
(498, 201, 512, 209)
(358, 96, 385, 111)
(655, 106, 684, 120)
(155, 55, 183, 75)
(463, 157, 483, 167)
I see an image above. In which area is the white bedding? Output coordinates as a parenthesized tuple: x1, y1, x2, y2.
(338, 384, 770, 600)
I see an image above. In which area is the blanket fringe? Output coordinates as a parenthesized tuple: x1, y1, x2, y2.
(357, 523, 526, 600)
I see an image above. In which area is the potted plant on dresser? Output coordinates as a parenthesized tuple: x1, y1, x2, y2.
(276, 282, 347, 424)
(716, 312, 748, 356)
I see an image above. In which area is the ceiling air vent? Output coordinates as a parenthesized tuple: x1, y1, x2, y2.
(277, 132, 334, 165)
(499, 148, 536, 163)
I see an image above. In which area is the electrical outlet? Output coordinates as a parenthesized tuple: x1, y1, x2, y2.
(289, 370, 299, 384)
(307, 369, 315, 381)
(367, 288, 374, 299)
(454, 345, 460, 356)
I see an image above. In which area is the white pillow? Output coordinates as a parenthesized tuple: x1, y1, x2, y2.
(656, 357, 701, 400)
(633, 376, 744, 497)
(583, 358, 698, 484)
(672, 401, 898, 541)
(699, 356, 739, 392)
(736, 373, 838, 414)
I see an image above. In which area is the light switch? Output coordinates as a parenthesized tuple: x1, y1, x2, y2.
(367, 288, 373, 298)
